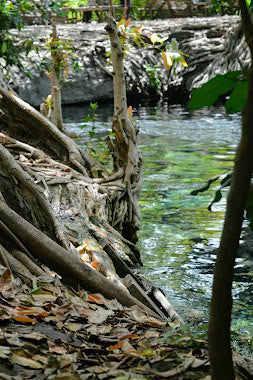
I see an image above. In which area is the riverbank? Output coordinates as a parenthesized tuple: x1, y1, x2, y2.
(4, 15, 246, 107)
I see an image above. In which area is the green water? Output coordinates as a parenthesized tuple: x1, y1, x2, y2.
(136, 103, 252, 355)
(64, 102, 252, 355)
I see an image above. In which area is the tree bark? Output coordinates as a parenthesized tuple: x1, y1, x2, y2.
(208, 2, 253, 379)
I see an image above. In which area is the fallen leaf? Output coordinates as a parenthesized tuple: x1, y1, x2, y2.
(4, 332, 22, 346)
(12, 315, 37, 323)
(105, 298, 123, 311)
(0, 346, 11, 357)
(88, 308, 113, 324)
(88, 293, 106, 305)
(108, 341, 123, 351)
(48, 341, 68, 354)
(119, 334, 139, 340)
(32, 354, 48, 364)
(32, 293, 57, 304)
(191, 358, 209, 368)
(0, 268, 12, 286)
(64, 323, 83, 332)
(127, 105, 133, 117)
(121, 339, 135, 353)
(20, 332, 47, 341)
(90, 260, 99, 269)
(154, 357, 195, 377)
(12, 353, 44, 369)
(144, 329, 160, 339)
(86, 365, 106, 374)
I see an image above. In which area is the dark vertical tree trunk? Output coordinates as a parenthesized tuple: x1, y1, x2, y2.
(208, 1, 253, 379)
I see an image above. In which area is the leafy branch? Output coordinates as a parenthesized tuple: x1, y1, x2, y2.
(191, 173, 232, 211)
(106, 18, 188, 73)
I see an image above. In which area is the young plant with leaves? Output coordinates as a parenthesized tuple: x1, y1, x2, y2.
(43, 24, 81, 131)
(80, 102, 114, 166)
(145, 64, 161, 88)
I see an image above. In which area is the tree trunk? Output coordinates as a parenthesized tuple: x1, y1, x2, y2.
(105, 16, 143, 243)
(208, 1, 253, 378)
(50, 24, 64, 131)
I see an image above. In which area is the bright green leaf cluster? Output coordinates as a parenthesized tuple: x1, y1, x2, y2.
(189, 71, 248, 113)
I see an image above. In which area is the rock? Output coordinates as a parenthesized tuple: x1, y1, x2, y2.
(4, 15, 247, 107)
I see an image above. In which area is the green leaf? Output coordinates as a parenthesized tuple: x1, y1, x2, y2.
(117, 19, 125, 27)
(83, 115, 90, 122)
(170, 38, 179, 50)
(220, 173, 232, 186)
(30, 287, 42, 294)
(189, 71, 243, 110)
(89, 131, 95, 138)
(90, 102, 98, 110)
(150, 33, 163, 45)
(1, 41, 7, 54)
(225, 80, 248, 113)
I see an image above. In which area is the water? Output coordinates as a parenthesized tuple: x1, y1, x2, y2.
(63, 102, 252, 355)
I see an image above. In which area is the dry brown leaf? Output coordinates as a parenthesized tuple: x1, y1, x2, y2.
(191, 358, 209, 368)
(105, 298, 123, 310)
(119, 333, 139, 340)
(154, 357, 195, 377)
(144, 329, 160, 339)
(86, 365, 107, 374)
(20, 332, 46, 341)
(88, 293, 107, 305)
(48, 341, 68, 354)
(12, 315, 37, 323)
(32, 354, 48, 364)
(31, 294, 57, 304)
(4, 332, 22, 347)
(108, 341, 124, 351)
(88, 308, 114, 324)
(64, 322, 83, 332)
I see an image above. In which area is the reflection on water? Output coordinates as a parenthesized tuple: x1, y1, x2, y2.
(63, 102, 252, 355)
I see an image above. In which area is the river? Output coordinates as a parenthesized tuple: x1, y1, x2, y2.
(63, 102, 252, 356)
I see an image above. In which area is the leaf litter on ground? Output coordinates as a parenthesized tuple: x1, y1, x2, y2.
(0, 265, 211, 379)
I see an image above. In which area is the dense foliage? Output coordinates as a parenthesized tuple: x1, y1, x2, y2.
(0, 0, 23, 70)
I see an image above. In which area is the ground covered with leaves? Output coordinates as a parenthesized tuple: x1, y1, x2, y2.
(0, 265, 213, 380)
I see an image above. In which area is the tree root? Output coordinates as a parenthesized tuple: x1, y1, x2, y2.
(0, 201, 163, 320)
